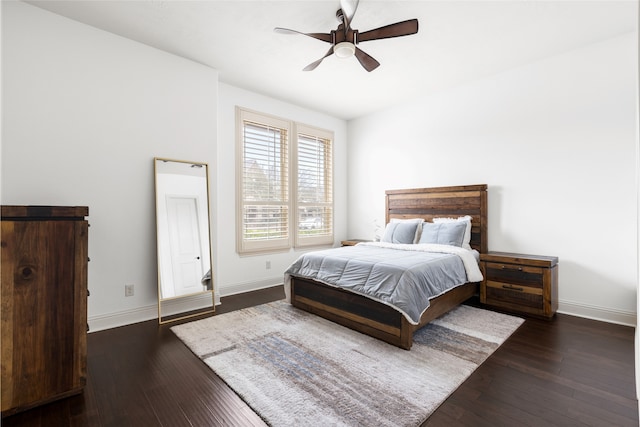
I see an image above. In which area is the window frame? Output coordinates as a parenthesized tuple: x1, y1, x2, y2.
(236, 107, 334, 255)
(236, 108, 291, 254)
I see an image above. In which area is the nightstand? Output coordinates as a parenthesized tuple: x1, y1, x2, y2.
(480, 251, 558, 319)
(341, 239, 369, 246)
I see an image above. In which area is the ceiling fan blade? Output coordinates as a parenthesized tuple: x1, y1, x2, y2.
(357, 19, 419, 43)
(274, 27, 333, 43)
(303, 47, 335, 71)
(354, 47, 380, 72)
(340, 0, 359, 30)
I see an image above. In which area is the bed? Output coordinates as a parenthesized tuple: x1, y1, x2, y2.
(285, 184, 488, 350)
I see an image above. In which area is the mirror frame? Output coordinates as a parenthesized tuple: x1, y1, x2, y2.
(154, 157, 215, 324)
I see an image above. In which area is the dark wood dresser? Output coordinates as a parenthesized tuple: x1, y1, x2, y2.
(480, 251, 558, 319)
(1, 206, 89, 416)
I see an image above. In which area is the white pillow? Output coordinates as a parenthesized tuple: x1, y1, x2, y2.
(433, 216, 472, 250)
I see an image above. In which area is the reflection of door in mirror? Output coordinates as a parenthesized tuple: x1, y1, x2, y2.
(155, 158, 214, 323)
(166, 195, 204, 297)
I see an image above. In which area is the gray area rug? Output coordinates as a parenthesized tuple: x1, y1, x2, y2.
(171, 300, 524, 427)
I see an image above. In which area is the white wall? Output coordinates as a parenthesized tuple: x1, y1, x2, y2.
(216, 83, 348, 296)
(1, 2, 348, 328)
(348, 32, 638, 325)
(1, 1, 218, 330)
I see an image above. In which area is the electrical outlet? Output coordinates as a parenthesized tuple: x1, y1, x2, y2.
(266, 261, 271, 270)
(125, 284, 134, 297)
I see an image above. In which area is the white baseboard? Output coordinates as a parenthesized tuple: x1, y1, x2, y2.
(89, 287, 636, 332)
(88, 292, 218, 333)
(88, 281, 280, 333)
(218, 277, 283, 297)
(89, 304, 157, 332)
(558, 299, 636, 327)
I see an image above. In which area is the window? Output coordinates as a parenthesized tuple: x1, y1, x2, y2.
(295, 125, 333, 247)
(236, 107, 334, 254)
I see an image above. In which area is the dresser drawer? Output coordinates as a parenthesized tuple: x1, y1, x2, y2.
(484, 262, 544, 289)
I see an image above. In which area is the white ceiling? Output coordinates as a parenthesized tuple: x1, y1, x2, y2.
(26, 0, 637, 120)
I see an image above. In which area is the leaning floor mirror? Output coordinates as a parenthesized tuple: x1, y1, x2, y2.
(154, 157, 215, 324)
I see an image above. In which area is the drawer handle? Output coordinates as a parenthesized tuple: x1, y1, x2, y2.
(502, 284, 524, 292)
(500, 265, 523, 271)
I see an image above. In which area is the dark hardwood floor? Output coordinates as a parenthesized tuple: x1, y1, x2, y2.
(3, 286, 637, 427)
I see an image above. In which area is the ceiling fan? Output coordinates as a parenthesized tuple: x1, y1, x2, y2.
(274, 0, 418, 72)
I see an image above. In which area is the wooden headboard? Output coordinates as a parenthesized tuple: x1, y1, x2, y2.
(385, 184, 488, 253)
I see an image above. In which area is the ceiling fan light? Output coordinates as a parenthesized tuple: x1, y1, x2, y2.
(333, 42, 355, 58)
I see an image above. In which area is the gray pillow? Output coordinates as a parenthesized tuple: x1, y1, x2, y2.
(419, 221, 467, 247)
(381, 221, 421, 244)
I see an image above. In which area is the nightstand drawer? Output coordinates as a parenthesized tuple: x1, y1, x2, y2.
(485, 280, 543, 310)
(341, 239, 369, 246)
(484, 262, 544, 289)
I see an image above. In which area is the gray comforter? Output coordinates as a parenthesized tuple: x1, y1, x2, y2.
(284, 242, 483, 325)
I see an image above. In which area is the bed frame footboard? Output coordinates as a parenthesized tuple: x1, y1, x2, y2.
(290, 277, 478, 350)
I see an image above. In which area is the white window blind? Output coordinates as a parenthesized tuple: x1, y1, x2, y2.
(295, 125, 333, 247)
(237, 109, 291, 253)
